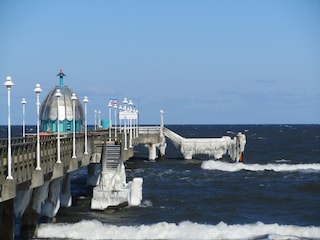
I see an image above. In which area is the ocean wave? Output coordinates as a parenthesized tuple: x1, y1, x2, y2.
(37, 220, 320, 239)
(201, 160, 320, 172)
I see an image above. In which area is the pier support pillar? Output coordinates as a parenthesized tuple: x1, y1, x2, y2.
(182, 150, 193, 160)
(30, 169, 44, 188)
(0, 199, 14, 240)
(60, 173, 72, 207)
(81, 153, 90, 166)
(20, 200, 38, 239)
(68, 158, 78, 172)
(157, 141, 167, 158)
(87, 163, 101, 186)
(51, 163, 64, 180)
(147, 143, 157, 161)
(41, 177, 62, 218)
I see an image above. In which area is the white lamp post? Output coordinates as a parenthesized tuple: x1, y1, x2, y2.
(71, 93, 77, 158)
(83, 96, 89, 154)
(55, 89, 62, 163)
(128, 100, 133, 148)
(94, 110, 97, 130)
(123, 98, 128, 150)
(123, 97, 128, 110)
(4, 76, 14, 179)
(21, 98, 27, 138)
(114, 103, 117, 141)
(118, 105, 122, 134)
(98, 110, 101, 129)
(108, 101, 112, 141)
(136, 109, 139, 137)
(34, 84, 42, 170)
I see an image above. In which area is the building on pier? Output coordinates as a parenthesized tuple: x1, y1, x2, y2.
(40, 69, 85, 133)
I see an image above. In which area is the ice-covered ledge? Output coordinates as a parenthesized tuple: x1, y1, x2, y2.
(164, 128, 246, 161)
(91, 162, 143, 210)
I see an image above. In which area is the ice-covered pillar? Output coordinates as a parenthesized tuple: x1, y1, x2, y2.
(147, 143, 157, 161)
(60, 173, 72, 207)
(129, 178, 143, 206)
(235, 132, 246, 162)
(180, 141, 194, 160)
(87, 163, 101, 186)
(158, 110, 167, 157)
(160, 109, 164, 135)
(41, 178, 62, 218)
(157, 142, 167, 158)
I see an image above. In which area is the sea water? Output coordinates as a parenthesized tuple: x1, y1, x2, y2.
(6, 124, 320, 239)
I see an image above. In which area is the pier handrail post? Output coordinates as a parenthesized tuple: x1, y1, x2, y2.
(71, 93, 77, 158)
(83, 96, 89, 154)
(55, 89, 62, 163)
(34, 84, 42, 170)
(4, 76, 14, 179)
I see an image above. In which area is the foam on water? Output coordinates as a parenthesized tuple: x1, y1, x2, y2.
(201, 160, 320, 172)
(37, 220, 320, 239)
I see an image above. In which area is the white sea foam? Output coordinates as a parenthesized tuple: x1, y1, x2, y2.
(201, 160, 320, 172)
(37, 220, 320, 239)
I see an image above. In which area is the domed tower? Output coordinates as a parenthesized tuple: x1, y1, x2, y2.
(40, 69, 85, 133)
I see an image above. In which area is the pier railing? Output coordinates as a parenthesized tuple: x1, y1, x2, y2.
(0, 133, 96, 186)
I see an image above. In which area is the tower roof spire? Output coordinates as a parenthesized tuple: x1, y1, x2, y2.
(57, 69, 66, 89)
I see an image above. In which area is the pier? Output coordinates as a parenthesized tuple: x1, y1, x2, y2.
(0, 70, 246, 239)
(0, 124, 246, 239)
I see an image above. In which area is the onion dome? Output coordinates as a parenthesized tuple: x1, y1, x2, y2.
(39, 70, 84, 133)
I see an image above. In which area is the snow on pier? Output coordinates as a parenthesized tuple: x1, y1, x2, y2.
(163, 128, 246, 161)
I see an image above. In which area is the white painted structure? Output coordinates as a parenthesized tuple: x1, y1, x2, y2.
(163, 128, 246, 161)
(91, 144, 143, 210)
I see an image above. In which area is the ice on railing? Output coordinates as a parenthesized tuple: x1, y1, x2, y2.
(167, 130, 246, 162)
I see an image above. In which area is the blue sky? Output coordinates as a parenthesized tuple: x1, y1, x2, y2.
(0, 0, 319, 125)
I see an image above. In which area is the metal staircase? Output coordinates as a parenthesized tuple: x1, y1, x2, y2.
(105, 144, 121, 173)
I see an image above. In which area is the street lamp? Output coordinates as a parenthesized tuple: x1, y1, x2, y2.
(34, 84, 42, 170)
(55, 89, 62, 164)
(136, 109, 139, 137)
(114, 103, 117, 141)
(108, 101, 112, 141)
(83, 96, 89, 154)
(21, 98, 27, 138)
(123, 97, 128, 110)
(128, 100, 133, 148)
(94, 110, 97, 130)
(71, 93, 77, 158)
(4, 76, 14, 179)
(98, 110, 101, 129)
(123, 98, 128, 150)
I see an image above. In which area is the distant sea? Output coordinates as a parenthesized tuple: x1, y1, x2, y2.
(4, 124, 320, 239)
